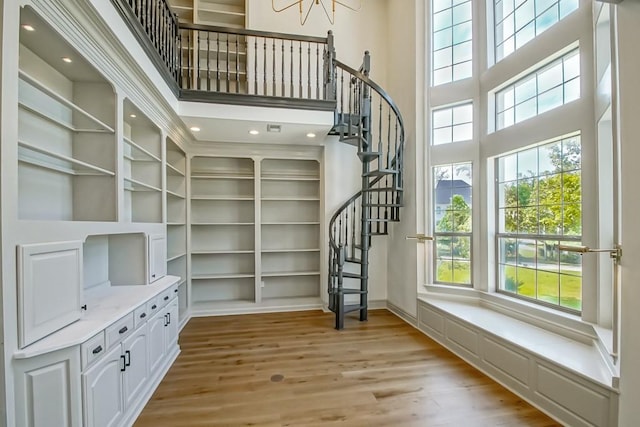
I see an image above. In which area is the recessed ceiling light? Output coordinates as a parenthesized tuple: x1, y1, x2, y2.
(21, 24, 35, 32)
(190, 126, 201, 132)
(62, 57, 72, 63)
(249, 130, 259, 135)
(129, 114, 137, 118)
(306, 133, 316, 138)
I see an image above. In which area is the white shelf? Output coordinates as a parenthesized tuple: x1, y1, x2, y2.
(191, 195, 254, 201)
(261, 271, 320, 277)
(261, 176, 320, 181)
(262, 222, 320, 226)
(261, 197, 320, 201)
(192, 273, 254, 280)
(166, 190, 186, 199)
(19, 70, 115, 133)
(18, 141, 115, 177)
(191, 173, 253, 180)
(123, 136, 161, 162)
(167, 222, 186, 226)
(191, 222, 254, 226)
(191, 250, 254, 255)
(167, 253, 186, 262)
(124, 177, 161, 192)
(261, 248, 320, 253)
(166, 162, 185, 177)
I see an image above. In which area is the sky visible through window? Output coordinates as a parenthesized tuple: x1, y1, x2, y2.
(496, 49, 580, 130)
(433, 0, 473, 85)
(495, 0, 579, 61)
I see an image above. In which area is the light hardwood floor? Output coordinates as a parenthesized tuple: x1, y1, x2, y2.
(135, 310, 561, 426)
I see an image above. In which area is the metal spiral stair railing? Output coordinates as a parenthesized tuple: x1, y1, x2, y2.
(328, 55, 405, 330)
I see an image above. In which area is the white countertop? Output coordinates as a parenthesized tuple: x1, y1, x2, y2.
(14, 275, 180, 359)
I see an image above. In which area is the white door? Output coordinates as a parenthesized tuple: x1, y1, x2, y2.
(82, 345, 124, 427)
(148, 310, 166, 373)
(148, 234, 166, 283)
(122, 324, 149, 409)
(165, 299, 180, 349)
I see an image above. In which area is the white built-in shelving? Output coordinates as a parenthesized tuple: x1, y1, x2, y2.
(123, 100, 163, 223)
(17, 48, 117, 221)
(190, 156, 256, 310)
(260, 159, 321, 301)
(165, 138, 188, 322)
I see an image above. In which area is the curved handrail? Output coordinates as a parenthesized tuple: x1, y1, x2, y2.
(179, 22, 329, 44)
(334, 59, 405, 143)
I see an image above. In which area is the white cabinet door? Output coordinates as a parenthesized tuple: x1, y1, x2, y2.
(165, 299, 180, 349)
(18, 241, 83, 347)
(147, 310, 166, 373)
(148, 234, 166, 283)
(122, 324, 149, 409)
(82, 345, 125, 427)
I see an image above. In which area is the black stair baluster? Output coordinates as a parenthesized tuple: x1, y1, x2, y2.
(281, 39, 285, 96)
(272, 38, 276, 96)
(290, 40, 294, 97)
(307, 42, 311, 99)
(236, 35, 240, 93)
(351, 201, 356, 260)
(217, 33, 221, 92)
(316, 43, 320, 99)
(253, 37, 257, 94)
(299, 41, 303, 99)
(206, 32, 211, 91)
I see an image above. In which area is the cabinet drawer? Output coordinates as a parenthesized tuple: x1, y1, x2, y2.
(134, 305, 149, 329)
(147, 297, 160, 316)
(105, 313, 134, 350)
(159, 286, 177, 308)
(81, 332, 106, 370)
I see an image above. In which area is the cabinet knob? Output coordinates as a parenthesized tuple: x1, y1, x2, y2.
(152, 274, 156, 278)
(174, 289, 178, 293)
(152, 304, 157, 310)
(92, 345, 103, 355)
(164, 296, 169, 301)
(118, 326, 128, 334)
(140, 312, 147, 319)
(81, 305, 87, 311)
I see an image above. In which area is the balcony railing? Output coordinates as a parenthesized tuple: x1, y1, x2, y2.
(112, 0, 336, 108)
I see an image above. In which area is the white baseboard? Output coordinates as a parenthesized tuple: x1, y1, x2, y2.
(386, 300, 418, 327)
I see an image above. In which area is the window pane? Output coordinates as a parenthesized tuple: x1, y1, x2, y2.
(432, 103, 473, 146)
(497, 137, 582, 312)
(495, 49, 580, 130)
(495, 0, 578, 61)
(433, 0, 472, 85)
(433, 163, 473, 286)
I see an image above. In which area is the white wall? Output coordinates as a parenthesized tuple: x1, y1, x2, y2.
(383, 0, 423, 318)
(615, 1, 640, 424)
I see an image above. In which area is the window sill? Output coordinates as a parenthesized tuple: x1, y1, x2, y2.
(419, 285, 619, 390)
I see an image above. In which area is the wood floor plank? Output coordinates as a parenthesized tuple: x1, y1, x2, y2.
(135, 310, 560, 427)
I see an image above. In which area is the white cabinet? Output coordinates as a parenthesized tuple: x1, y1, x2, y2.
(18, 241, 83, 348)
(148, 234, 167, 283)
(82, 345, 125, 427)
(148, 298, 179, 374)
(83, 324, 149, 427)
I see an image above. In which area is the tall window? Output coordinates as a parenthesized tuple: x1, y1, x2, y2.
(494, 0, 579, 61)
(496, 48, 580, 131)
(432, 103, 473, 145)
(432, 0, 473, 86)
(433, 163, 472, 285)
(496, 135, 582, 311)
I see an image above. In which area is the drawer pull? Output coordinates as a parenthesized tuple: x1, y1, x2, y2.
(164, 314, 168, 327)
(139, 312, 147, 319)
(152, 274, 156, 278)
(118, 326, 128, 334)
(151, 304, 157, 310)
(81, 304, 87, 311)
(167, 313, 171, 325)
(174, 289, 179, 293)
(92, 345, 103, 355)
(125, 350, 131, 367)
(164, 296, 169, 301)
(120, 355, 126, 372)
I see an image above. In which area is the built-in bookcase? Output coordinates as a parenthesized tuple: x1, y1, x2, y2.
(166, 138, 188, 321)
(122, 100, 162, 223)
(188, 155, 321, 313)
(260, 159, 321, 301)
(190, 156, 256, 309)
(17, 45, 116, 221)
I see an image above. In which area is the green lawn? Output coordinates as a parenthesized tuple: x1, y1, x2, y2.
(503, 265, 581, 311)
(436, 260, 471, 285)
